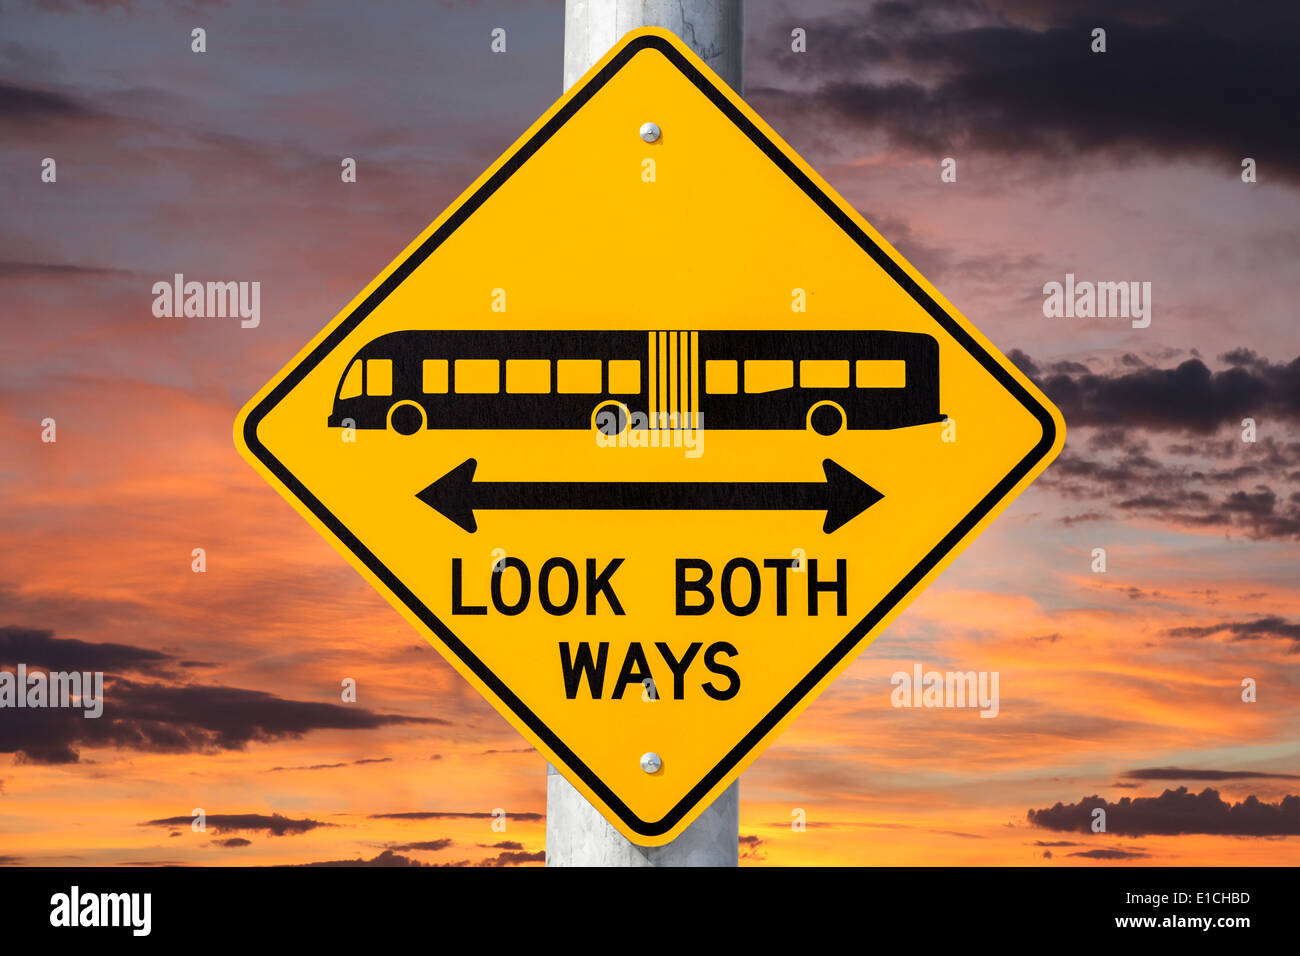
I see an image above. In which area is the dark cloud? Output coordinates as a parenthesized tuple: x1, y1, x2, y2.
(294, 849, 431, 868)
(1, 628, 442, 763)
(388, 839, 456, 852)
(0, 625, 172, 674)
(290, 846, 534, 867)
(0, 79, 93, 125)
(478, 849, 545, 867)
(1060, 511, 1107, 527)
(268, 756, 395, 772)
(1019, 351, 1300, 434)
(749, 1, 1300, 181)
(1125, 767, 1300, 781)
(0, 261, 135, 281)
(478, 840, 522, 850)
(268, 762, 348, 773)
(1068, 848, 1148, 860)
(1164, 618, 1300, 651)
(213, 837, 252, 848)
(1044, 449, 1300, 540)
(1028, 787, 1300, 836)
(740, 833, 766, 862)
(3, 677, 441, 764)
(143, 813, 331, 837)
(1023, 354, 1300, 538)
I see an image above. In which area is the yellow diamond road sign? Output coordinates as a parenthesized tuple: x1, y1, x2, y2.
(235, 28, 1064, 845)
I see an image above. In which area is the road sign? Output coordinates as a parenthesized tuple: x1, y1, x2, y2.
(235, 28, 1065, 846)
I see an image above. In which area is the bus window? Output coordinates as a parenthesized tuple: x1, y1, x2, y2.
(455, 359, 499, 393)
(507, 359, 550, 394)
(706, 360, 737, 394)
(744, 360, 793, 393)
(557, 359, 601, 393)
(423, 359, 448, 393)
(608, 360, 640, 394)
(800, 360, 849, 388)
(856, 359, 906, 388)
(366, 359, 393, 396)
(340, 360, 362, 399)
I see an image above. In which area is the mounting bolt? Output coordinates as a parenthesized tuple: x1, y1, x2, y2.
(640, 751, 662, 774)
(639, 122, 661, 143)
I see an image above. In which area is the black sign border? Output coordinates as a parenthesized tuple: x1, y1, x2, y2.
(242, 34, 1058, 839)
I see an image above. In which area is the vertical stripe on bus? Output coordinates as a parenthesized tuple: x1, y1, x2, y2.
(678, 329, 687, 429)
(670, 330, 679, 426)
(680, 329, 687, 428)
(682, 330, 689, 430)
(676, 330, 686, 429)
(658, 331, 669, 430)
(690, 331, 699, 430)
(648, 330, 657, 429)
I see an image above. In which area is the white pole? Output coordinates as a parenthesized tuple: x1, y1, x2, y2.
(547, 0, 743, 868)
(546, 765, 740, 866)
(563, 0, 743, 93)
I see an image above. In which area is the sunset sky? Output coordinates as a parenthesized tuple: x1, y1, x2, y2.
(2, 0, 1298, 867)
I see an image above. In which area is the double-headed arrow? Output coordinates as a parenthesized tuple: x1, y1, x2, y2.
(416, 458, 882, 534)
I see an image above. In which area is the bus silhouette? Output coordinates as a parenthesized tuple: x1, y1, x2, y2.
(327, 330, 943, 436)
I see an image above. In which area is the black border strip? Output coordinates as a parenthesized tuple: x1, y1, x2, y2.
(242, 35, 1058, 838)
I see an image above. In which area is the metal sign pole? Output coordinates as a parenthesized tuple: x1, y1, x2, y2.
(546, 0, 743, 867)
(562, 0, 742, 94)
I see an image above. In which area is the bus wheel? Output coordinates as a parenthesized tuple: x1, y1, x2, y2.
(808, 402, 845, 436)
(592, 401, 629, 437)
(388, 401, 425, 436)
